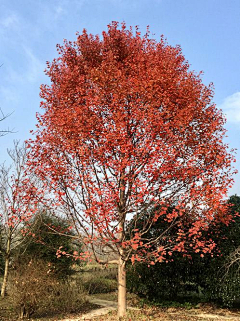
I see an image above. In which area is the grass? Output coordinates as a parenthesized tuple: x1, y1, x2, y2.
(80, 263, 118, 271)
(92, 291, 141, 307)
(78, 265, 118, 295)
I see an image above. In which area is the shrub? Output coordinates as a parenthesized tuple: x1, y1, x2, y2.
(9, 259, 56, 319)
(8, 259, 87, 319)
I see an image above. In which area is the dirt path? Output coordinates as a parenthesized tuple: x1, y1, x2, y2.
(78, 299, 117, 320)
(61, 299, 117, 320)
(61, 298, 140, 320)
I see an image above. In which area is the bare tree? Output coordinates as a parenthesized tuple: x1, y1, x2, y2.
(225, 247, 240, 273)
(0, 141, 39, 297)
(0, 108, 13, 137)
(0, 63, 13, 137)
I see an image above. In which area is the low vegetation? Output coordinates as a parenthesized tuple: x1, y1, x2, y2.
(80, 266, 118, 295)
(3, 259, 87, 319)
(1, 260, 240, 320)
(0, 197, 240, 319)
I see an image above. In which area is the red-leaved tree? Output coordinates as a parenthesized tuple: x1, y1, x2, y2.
(27, 22, 235, 317)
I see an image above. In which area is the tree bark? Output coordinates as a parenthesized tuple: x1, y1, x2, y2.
(118, 250, 127, 318)
(1, 235, 11, 298)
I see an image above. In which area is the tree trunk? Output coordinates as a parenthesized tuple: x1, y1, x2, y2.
(1, 235, 11, 298)
(118, 174, 127, 318)
(118, 251, 127, 318)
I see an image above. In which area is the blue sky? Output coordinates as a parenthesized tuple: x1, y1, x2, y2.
(0, 0, 239, 195)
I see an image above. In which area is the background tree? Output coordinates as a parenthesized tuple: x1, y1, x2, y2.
(126, 204, 207, 300)
(28, 22, 235, 317)
(127, 195, 240, 307)
(0, 141, 39, 297)
(203, 195, 240, 306)
(17, 211, 82, 279)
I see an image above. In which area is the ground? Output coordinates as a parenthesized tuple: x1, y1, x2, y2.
(54, 293, 240, 321)
(1, 292, 240, 320)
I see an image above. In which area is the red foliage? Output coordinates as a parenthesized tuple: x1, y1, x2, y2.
(27, 22, 235, 263)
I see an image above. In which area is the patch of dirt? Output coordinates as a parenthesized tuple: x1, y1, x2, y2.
(61, 299, 117, 321)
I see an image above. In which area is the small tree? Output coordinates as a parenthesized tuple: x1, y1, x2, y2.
(27, 22, 235, 317)
(0, 141, 39, 297)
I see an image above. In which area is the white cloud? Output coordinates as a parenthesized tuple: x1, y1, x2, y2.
(22, 46, 45, 83)
(0, 13, 19, 28)
(54, 5, 64, 20)
(3, 46, 45, 86)
(219, 92, 240, 124)
(0, 85, 19, 103)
